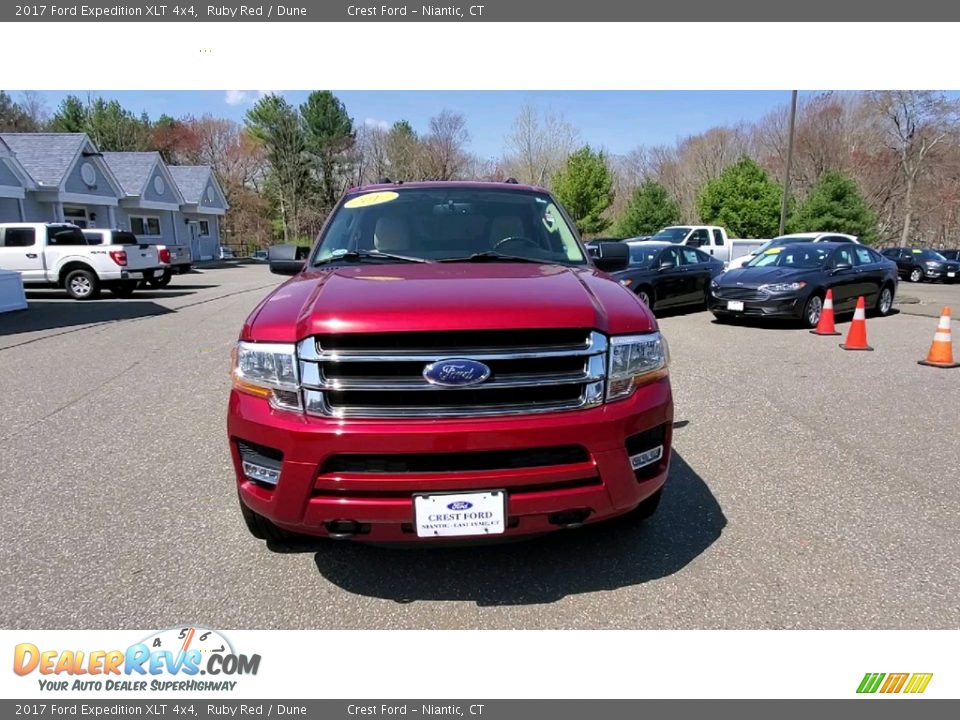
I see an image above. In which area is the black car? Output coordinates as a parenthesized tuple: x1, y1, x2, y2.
(881, 247, 959, 283)
(613, 241, 724, 311)
(709, 242, 898, 328)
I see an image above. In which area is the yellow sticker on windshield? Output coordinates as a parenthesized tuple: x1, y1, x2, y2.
(912, 249, 922, 253)
(764, 247, 783, 255)
(344, 191, 399, 209)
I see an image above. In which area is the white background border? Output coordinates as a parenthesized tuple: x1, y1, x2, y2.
(4, 19, 958, 701)
(4, 22, 960, 90)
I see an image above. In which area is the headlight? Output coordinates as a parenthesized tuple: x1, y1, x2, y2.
(925, 261, 942, 268)
(232, 341, 301, 411)
(710, 277, 720, 288)
(758, 281, 806, 293)
(607, 333, 669, 401)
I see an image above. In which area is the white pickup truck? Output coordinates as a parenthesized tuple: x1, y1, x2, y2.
(646, 225, 766, 265)
(0, 222, 163, 300)
(83, 229, 172, 288)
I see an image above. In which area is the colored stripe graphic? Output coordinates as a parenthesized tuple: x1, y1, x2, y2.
(857, 673, 885, 693)
(857, 672, 933, 694)
(880, 673, 909, 693)
(903, 673, 933, 694)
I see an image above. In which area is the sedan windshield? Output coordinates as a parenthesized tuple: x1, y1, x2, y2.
(753, 238, 813, 255)
(746, 245, 830, 269)
(312, 187, 587, 266)
(650, 227, 691, 243)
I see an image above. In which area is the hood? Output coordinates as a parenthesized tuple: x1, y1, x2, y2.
(718, 266, 818, 288)
(243, 263, 656, 342)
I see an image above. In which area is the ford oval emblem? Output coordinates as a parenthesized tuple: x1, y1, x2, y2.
(447, 501, 473, 511)
(423, 358, 491, 387)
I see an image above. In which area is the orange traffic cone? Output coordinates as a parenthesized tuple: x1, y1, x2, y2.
(810, 289, 841, 335)
(840, 296, 873, 351)
(918, 307, 960, 368)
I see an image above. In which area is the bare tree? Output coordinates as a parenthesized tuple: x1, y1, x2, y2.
(869, 91, 960, 246)
(18, 91, 49, 128)
(503, 105, 579, 186)
(354, 123, 390, 184)
(420, 110, 470, 180)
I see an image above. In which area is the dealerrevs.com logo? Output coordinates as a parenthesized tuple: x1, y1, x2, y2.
(13, 627, 261, 692)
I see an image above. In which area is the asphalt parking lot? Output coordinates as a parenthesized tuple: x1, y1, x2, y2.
(1, 266, 958, 630)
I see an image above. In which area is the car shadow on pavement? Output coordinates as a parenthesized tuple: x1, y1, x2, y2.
(304, 451, 726, 606)
(652, 305, 711, 320)
(710, 307, 901, 331)
(147, 284, 217, 291)
(0, 300, 175, 336)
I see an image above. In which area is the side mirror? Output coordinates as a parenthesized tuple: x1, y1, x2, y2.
(832, 262, 853, 273)
(268, 244, 308, 276)
(591, 241, 629, 272)
(658, 260, 674, 271)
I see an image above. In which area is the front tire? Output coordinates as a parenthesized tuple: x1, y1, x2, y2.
(238, 493, 314, 547)
(801, 293, 824, 329)
(875, 285, 894, 316)
(633, 488, 663, 521)
(64, 269, 100, 301)
(636, 287, 654, 309)
(909, 266, 924, 283)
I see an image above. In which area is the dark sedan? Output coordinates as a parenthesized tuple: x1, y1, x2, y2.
(613, 241, 724, 311)
(709, 243, 898, 328)
(881, 247, 959, 283)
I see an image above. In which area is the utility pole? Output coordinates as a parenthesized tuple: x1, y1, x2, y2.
(779, 90, 798, 236)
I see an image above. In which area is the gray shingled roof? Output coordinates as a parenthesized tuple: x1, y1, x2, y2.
(168, 165, 211, 204)
(0, 133, 87, 187)
(102, 152, 160, 197)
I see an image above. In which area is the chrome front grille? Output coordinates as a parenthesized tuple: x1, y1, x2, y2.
(298, 329, 607, 418)
(714, 287, 768, 302)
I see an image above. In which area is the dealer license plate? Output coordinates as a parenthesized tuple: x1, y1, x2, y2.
(727, 300, 745, 312)
(414, 490, 506, 538)
(949, 272, 956, 278)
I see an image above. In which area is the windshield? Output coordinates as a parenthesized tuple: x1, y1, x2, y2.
(312, 188, 587, 266)
(746, 245, 830, 269)
(650, 227, 691, 243)
(752, 236, 814, 255)
(918, 250, 947, 261)
(628, 244, 663, 268)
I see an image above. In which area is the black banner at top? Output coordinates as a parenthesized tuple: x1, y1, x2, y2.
(3, 0, 958, 22)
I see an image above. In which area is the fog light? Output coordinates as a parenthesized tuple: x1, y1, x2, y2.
(629, 445, 663, 470)
(242, 460, 280, 485)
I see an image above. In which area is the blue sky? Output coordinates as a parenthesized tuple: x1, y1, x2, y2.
(24, 90, 822, 158)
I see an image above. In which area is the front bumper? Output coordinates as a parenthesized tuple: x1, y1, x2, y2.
(708, 291, 805, 318)
(925, 267, 959, 281)
(227, 377, 673, 542)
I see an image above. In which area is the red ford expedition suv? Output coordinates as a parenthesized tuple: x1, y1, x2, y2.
(228, 181, 673, 543)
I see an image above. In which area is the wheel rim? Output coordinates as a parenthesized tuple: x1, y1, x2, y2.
(911, 268, 922, 282)
(71, 276, 91, 296)
(880, 288, 892, 313)
(638, 291, 651, 307)
(807, 296, 823, 326)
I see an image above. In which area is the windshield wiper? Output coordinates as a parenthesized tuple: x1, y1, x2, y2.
(315, 250, 431, 265)
(439, 251, 546, 264)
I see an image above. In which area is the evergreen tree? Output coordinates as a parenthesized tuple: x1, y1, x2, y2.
(552, 146, 614, 235)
